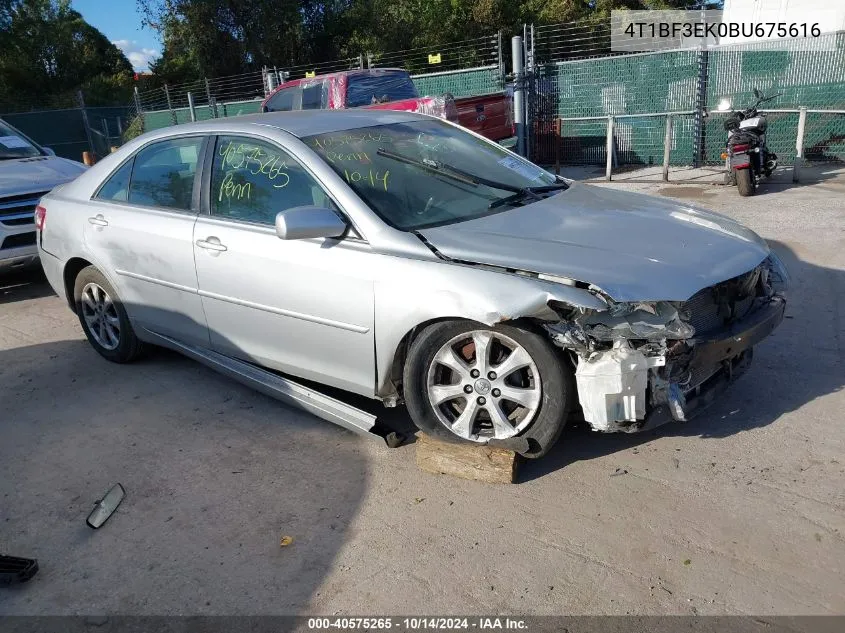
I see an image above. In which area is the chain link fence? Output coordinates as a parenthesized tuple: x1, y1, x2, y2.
(133, 34, 506, 134)
(526, 24, 845, 179)
(1, 103, 133, 161)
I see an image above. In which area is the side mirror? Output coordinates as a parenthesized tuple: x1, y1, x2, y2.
(42, 147, 56, 156)
(275, 206, 347, 240)
(753, 88, 762, 99)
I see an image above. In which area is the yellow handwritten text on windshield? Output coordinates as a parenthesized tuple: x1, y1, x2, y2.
(310, 132, 392, 151)
(343, 168, 389, 191)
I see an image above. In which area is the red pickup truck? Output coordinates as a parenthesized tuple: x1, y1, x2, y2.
(260, 68, 513, 143)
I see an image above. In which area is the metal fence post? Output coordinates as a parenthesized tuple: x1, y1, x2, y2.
(512, 36, 526, 158)
(164, 84, 176, 125)
(101, 118, 110, 147)
(793, 106, 807, 183)
(358, 54, 364, 70)
(662, 114, 673, 181)
(555, 118, 562, 175)
(366, 53, 373, 69)
(204, 78, 216, 118)
(605, 116, 614, 181)
(187, 92, 197, 122)
(497, 30, 504, 86)
(692, 47, 709, 167)
(76, 90, 95, 157)
(133, 86, 142, 114)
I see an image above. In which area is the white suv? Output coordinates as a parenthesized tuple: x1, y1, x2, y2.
(0, 118, 86, 272)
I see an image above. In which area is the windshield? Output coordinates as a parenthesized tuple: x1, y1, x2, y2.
(0, 120, 41, 159)
(304, 120, 559, 230)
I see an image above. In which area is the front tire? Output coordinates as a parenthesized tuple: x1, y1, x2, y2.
(73, 266, 143, 363)
(403, 320, 572, 458)
(735, 168, 756, 196)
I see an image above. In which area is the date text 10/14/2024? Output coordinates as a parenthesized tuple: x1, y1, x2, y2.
(307, 617, 529, 630)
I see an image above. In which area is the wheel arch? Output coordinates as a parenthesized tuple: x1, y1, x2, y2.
(63, 257, 94, 313)
(384, 315, 562, 402)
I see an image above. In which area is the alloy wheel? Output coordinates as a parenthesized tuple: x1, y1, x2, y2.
(426, 330, 542, 442)
(80, 282, 121, 351)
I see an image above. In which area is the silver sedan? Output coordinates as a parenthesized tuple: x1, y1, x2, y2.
(37, 110, 788, 457)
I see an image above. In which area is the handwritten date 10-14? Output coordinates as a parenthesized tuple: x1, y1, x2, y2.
(343, 168, 389, 191)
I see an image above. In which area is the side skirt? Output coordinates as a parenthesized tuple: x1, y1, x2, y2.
(141, 329, 384, 439)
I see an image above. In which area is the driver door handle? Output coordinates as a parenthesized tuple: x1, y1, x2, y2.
(196, 236, 228, 252)
(88, 214, 108, 227)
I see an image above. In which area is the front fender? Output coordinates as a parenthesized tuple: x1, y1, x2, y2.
(373, 257, 606, 397)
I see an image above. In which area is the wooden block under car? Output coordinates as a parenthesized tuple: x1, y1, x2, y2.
(415, 433, 519, 484)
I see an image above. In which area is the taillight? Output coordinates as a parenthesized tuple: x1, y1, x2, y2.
(34, 204, 46, 231)
(732, 143, 750, 152)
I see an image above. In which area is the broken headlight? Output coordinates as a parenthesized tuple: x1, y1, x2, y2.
(763, 251, 790, 293)
(581, 301, 695, 341)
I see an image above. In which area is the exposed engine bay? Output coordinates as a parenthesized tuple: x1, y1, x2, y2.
(542, 254, 788, 432)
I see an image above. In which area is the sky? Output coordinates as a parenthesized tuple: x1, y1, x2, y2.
(71, 0, 161, 72)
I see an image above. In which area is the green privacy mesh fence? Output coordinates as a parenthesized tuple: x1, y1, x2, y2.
(532, 30, 845, 167)
(411, 66, 504, 98)
(2, 106, 133, 160)
(141, 99, 263, 133)
(137, 66, 503, 134)
(549, 50, 700, 118)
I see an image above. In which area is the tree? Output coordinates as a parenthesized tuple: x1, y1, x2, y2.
(139, 0, 725, 82)
(0, 0, 134, 111)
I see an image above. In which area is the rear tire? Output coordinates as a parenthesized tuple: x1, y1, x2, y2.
(403, 320, 572, 459)
(73, 266, 143, 363)
(735, 168, 756, 196)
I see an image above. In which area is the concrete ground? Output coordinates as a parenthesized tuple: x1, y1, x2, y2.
(1, 167, 844, 616)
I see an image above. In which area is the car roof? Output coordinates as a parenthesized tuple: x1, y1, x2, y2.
(144, 109, 429, 140)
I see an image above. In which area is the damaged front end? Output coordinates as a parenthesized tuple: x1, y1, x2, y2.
(543, 254, 788, 433)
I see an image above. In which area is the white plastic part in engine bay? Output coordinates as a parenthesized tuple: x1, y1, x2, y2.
(575, 341, 665, 431)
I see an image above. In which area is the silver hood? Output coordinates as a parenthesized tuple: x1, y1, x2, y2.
(418, 182, 771, 302)
(0, 156, 87, 198)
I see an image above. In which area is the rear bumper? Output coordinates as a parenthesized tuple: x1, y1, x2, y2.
(641, 296, 785, 431)
(37, 246, 67, 304)
(0, 246, 39, 272)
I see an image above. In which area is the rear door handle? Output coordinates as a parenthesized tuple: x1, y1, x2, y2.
(88, 214, 108, 227)
(195, 237, 228, 252)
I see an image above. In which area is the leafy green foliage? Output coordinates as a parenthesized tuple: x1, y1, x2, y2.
(0, 0, 134, 111)
(122, 113, 145, 142)
(140, 0, 723, 82)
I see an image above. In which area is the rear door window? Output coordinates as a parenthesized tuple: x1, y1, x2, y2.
(127, 137, 204, 211)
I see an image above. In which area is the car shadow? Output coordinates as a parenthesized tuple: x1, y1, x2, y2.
(521, 240, 844, 481)
(0, 266, 55, 304)
(0, 332, 369, 614)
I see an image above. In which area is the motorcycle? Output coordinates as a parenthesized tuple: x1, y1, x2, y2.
(717, 89, 781, 196)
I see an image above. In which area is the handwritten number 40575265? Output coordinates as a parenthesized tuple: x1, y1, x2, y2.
(219, 142, 291, 189)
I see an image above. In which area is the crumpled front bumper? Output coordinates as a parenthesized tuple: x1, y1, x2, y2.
(641, 295, 786, 432)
